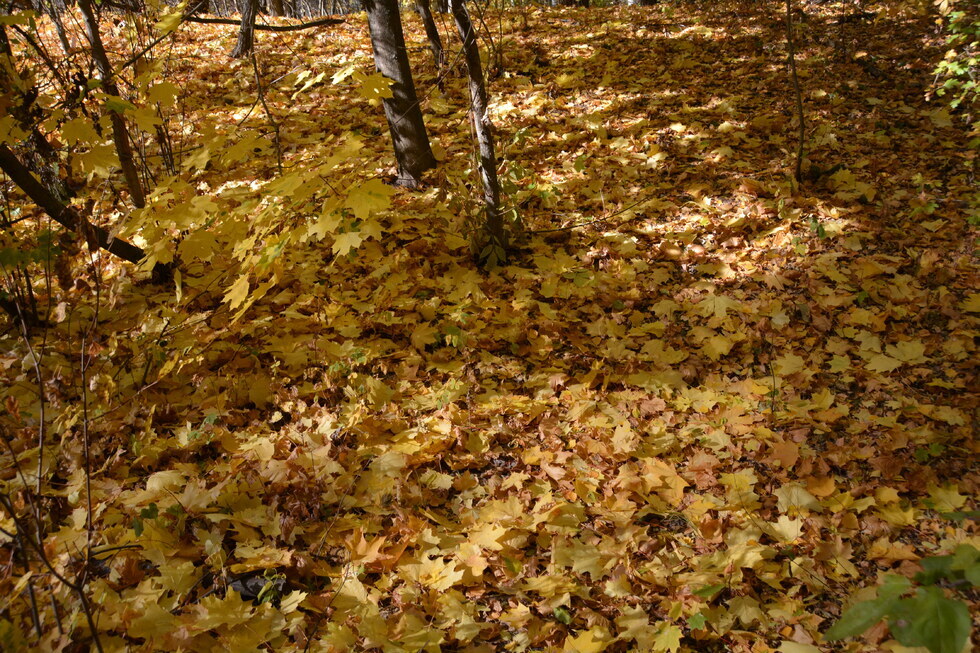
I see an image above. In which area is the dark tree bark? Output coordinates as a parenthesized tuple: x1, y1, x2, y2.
(0, 145, 147, 265)
(449, 0, 506, 265)
(362, 0, 436, 187)
(0, 26, 73, 204)
(77, 0, 146, 209)
(415, 0, 444, 68)
(232, 0, 259, 58)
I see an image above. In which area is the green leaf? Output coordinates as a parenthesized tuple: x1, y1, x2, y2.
(103, 95, 136, 114)
(825, 596, 898, 641)
(687, 613, 707, 630)
(878, 573, 914, 599)
(693, 583, 725, 599)
(917, 554, 954, 585)
(554, 606, 572, 625)
(950, 545, 980, 587)
(889, 587, 971, 653)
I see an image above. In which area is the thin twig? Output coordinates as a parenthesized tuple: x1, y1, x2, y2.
(785, 0, 806, 183)
(251, 53, 283, 176)
(184, 15, 344, 32)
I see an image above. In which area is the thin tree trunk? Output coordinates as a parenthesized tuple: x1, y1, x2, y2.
(450, 0, 506, 265)
(232, 0, 259, 58)
(362, 0, 436, 187)
(416, 0, 443, 68)
(0, 26, 73, 205)
(0, 145, 146, 265)
(44, 0, 74, 56)
(77, 0, 146, 209)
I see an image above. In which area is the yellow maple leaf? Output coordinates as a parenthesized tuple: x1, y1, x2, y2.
(279, 591, 308, 615)
(877, 503, 917, 527)
(469, 523, 508, 551)
(886, 340, 927, 363)
(701, 334, 733, 360)
(767, 515, 803, 542)
(778, 643, 821, 653)
(355, 71, 395, 105)
(641, 459, 687, 507)
(774, 483, 821, 514)
(827, 355, 851, 372)
(60, 118, 100, 146)
(563, 627, 609, 653)
(959, 293, 980, 313)
(78, 143, 120, 177)
(653, 622, 683, 652)
(927, 484, 966, 512)
(416, 554, 464, 591)
(611, 422, 638, 455)
(345, 178, 395, 221)
(147, 81, 180, 106)
(155, 0, 187, 34)
(332, 230, 365, 256)
(182, 144, 211, 172)
(773, 353, 805, 376)
(864, 353, 902, 373)
(127, 602, 176, 639)
(697, 292, 741, 319)
(223, 273, 250, 309)
(411, 322, 440, 350)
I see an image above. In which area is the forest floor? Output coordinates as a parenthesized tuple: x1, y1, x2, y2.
(0, 2, 977, 651)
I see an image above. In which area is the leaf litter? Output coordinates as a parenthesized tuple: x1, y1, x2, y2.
(0, 3, 976, 651)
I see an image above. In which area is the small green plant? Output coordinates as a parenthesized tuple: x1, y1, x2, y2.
(933, 0, 978, 117)
(825, 544, 978, 653)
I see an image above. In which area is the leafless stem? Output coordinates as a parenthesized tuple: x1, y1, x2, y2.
(251, 53, 283, 176)
(785, 0, 806, 183)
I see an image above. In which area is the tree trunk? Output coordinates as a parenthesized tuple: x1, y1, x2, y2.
(449, 0, 506, 265)
(77, 0, 146, 209)
(269, 0, 284, 17)
(362, 0, 437, 187)
(232, 0, 259, 58)
(0, 145, 147, 265)
(415, 0, 444, 68)
(43, 0, 74, 56)
(0, 26, 73, 204)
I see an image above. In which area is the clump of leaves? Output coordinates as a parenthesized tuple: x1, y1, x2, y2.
(826, 544, 978, 653)
(933, 0, 978, 116)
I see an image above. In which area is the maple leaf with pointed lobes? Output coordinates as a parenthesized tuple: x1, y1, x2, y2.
(697, 292, 742, 319)
(223, 273, 250, 309)
(346, 178, 395, 221)
(773, 353, 806, 376)
(865, 353, 902, 373)
(332, 230, 365, 256)
(355, 71, 395, 106)
(563, 627, 610, 653)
